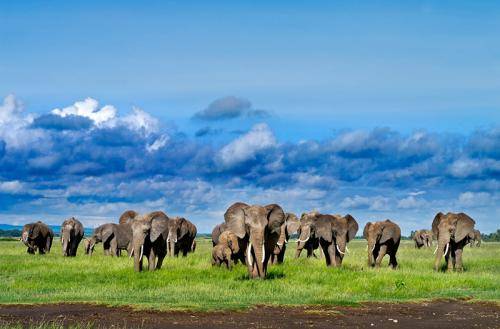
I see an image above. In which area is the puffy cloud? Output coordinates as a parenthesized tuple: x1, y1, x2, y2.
(192, 96, 270, 121)
(31, 114, 93, 130)
(339, 195, 390, 211)
(218, 123, 277, 167)
(52, 98, 116, 126)
(0, 94, 498, 233)
(457, 191, 494, 208)
(0, 180, 23, 194)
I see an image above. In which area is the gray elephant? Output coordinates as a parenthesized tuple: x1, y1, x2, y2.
(271, 212, 300, 264)
(85, 222, 132, 256)
(469, 229, 481, 247)
(166, 217, 197, 257)
(363, 220, 401, 269)
(21, 221, 54, 254)
(60, 217, 84, 257)
(224, 202, 286, 279)
(412, 229, 433, 249)
(296, 212, 358, 267)
(212, 230, 240, 269)
(295, 212, 321, 259)
(211, 222, 227, 246)
(432, 212, 475, 272)
(130, 211, 170, 272)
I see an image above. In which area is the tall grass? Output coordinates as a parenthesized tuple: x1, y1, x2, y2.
(0, 239, 498, 310)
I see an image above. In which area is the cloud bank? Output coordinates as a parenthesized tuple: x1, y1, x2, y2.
(0, 94, 498, 234)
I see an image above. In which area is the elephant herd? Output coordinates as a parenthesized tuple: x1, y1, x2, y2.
(19, 202, 481, 278)
(21, 210, 197, 272)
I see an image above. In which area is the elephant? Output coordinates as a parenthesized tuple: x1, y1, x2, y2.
(211, 222, 227, 246)
(85, 223, 132, 256)
(295, 211, 321, 259)
(130, 211, 170, 272)
(412, 229, 433, 249)
(363, 220, 401, 269)
(60, 217, 84, 257)
(296, 212, 358, 267)
(271, 212, 300, 264)
(212, 230, 240, 269)
(21, 221, 54, 254)
(469, 229, 481, 247)
(432, 212, 475, 272)
(224, 202, 286, 279)
(166, 217, 197, 257)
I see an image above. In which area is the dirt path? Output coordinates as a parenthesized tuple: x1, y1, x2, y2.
(0, 301, 498, 328)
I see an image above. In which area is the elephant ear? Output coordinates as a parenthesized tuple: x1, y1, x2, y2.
(102, 226, 114, 243)
(380, 220, 399, 244)
(266, 204, 285, 235)
(285, 213, 300, 235)
(345, 214, 359, 242)
(224, 202, 248, 239)
(454, 213, 475, 242)
(30, 222, 41, 239)
(149, 212, 170, 242)
(119, 210, 138, 224)
(314, 214, 332, 242)
(179, 218, 190, 238)
(432, 212, 444, 238)
(363, 222, 372, 240)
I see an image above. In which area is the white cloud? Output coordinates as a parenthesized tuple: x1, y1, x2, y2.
(218, 123, 277, 167)
(52, 98, 117, 126)
(339, 195, 390, 211)
(457, 191, 493, 207)
(146, 135, 170, 153)
(408, 190, 426, 196)
(397, 195, 427, 209)
(0, 180, 24, 194)
(121, 106, 159, 135)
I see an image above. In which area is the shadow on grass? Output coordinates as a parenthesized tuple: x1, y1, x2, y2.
(235, 271, 286, 281)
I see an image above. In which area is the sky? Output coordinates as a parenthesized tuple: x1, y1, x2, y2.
(0, 1, 499, 234)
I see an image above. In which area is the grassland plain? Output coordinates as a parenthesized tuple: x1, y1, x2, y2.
(0, 238, 499, 311)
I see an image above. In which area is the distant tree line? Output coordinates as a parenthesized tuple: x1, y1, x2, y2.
(482, 230, 500, 242)
(0, 229, 22, 237)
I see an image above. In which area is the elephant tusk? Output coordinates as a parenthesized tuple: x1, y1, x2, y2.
(336, 244, 345, 255)
(284, 238, 288, 244)
(247, 242, 253, 267)
(444, 243, 449, 256)
(174, 239, 177, 243)
(262, 244, 265, 263)
(139, 245, 144, 262)
(276, 242, 283, 246)
(130, 248, 134, 258)
(61, 237, 64, 244)
(297, 236, 310, 243)
(167, 238, 170, 242)
(371, 245, 376, 252)
(433, 246, 438, 254)
(345, 246, 350, 254)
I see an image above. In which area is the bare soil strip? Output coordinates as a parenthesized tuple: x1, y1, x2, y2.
(0, 300, 498, 328)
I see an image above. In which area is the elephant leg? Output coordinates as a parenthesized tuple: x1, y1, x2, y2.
(156, 252, 165, 270)
(306, 247, 313, 258)
(454, 248, 463, 272)
(325, 243, 336, 267)
(277, 245, 286, 264)
(148, 250, 156, 271)
(389, 249, 398, 269)
(110, 240, 118, 257)
(375, 245, 387, 268)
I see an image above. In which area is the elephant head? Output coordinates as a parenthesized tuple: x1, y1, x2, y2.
(166, 216, 190, 256)
(432, 212, 475, 271)
(363, 220, 398, 266)
(219, 231, 240, 254)
(329, 214, 358, 259)
(60, 217, 83, 256)
(83, 238, 94, 255)
(295, 211, 318, 257)
(119, 210, 138, 225)
(130, 211, 169, 271)
(274, 213, 300, 255)
(87, 223, 114, 255)
(21, 223, 36, 253)
(224, 202, 285, 279)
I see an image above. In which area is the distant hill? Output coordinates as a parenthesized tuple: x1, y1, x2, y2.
(0, 224, 93, 237)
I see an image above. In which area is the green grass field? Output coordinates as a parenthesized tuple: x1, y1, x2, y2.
(0, 238, 499, 311)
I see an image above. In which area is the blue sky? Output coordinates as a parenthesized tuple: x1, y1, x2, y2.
(0, 1, 498, 233)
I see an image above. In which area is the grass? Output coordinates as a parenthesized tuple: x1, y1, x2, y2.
(0, 238, 498, 311)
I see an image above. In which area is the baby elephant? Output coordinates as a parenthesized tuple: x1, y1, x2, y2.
(212, 231, 239, 269)
(363, 219, 401, 269)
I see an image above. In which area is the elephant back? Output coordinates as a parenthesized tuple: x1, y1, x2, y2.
(119, 210, 139, 224)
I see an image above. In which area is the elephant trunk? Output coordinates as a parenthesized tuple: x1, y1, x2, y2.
(62, 230, 71, 256)
(434, 237, 450, 271)
(168, 231, 177, 257)
(295, 227, 311, 258)
(248, 233, 266, 279)
(133, 238, 145, 272)
(367, 239, 376, 266)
